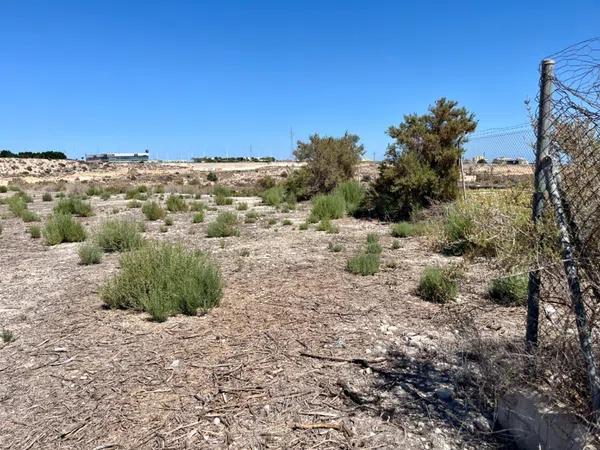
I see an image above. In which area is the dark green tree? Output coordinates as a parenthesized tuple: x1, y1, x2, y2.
(293, 132, 364, 196)
(370, 98, 477, 220)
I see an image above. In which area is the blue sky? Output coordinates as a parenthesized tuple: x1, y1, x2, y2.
(1, 1, 598, 161)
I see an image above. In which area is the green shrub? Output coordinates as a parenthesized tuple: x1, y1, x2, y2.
(94, 219, 144, 252)
(328, 242, 343, 252)
(245, 210, 259, 223)
(298, 222, 309, 231)
(267, 218, 277, 226)
(215, 195, 233, 206)
(159, 225, 168, 233)
(442, 203, 476, 255)
(207, 212, 239, 238)
(283, 167, 312, 201)
(488, 275, 528, 306)
(86, 185, 104, 196)
(101, 241, 223, 322)
(294, 133, 364, 195)
(100, 191, 111, 201)
(125, 185, 148, 200)
(2, 329, 15, 343)
(391, 240, 401, 250)
(236, 202, 248, 211)
(192, 211, 205, 223)
(417, 266, 459, 304)
(282, 219, 293, 226)
(366, 234, 382, 254)
(21, 209, 40, 222)
(153, 184, 165, 194)
(28, 224, 41, 239)
(54, 197, 93, 217)
(43, 213, 87, 245)
(261, 186, 285, 206)
(142, 201, 166, 221)
(207, 172, 218, 182)
(391, 221, 423, 238)
(164, 216, 174, 226)
(6, 194, 28, 217)
(166, 195, 188, 212)
(0, 186, 7, 193)
(189, 201, 206, 211)
(127, 200, 142, 209)
(369, 99, 476, 221)
(309, 194, 346, 221)
(78, 242, 103, 265)
(213, 185, 233, 197)
(334, 181, 365, 215)
(42, 192, 53, 202)
(346, 253, 380, 276)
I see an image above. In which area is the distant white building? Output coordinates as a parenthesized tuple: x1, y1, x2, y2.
(86, 150, 149, 163)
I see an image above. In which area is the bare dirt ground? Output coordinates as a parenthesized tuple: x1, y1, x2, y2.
(0, 167, 522, 449)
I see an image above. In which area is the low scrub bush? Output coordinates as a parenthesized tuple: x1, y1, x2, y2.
(20, 209, 40, 222)
(101, 241, 223, 322)
(94, 219, 144, 252)
(54, 197, 93, 217)
(207, 172, 218, 182)
(282, 219, 293, 226)
(298, 222, 309, 231)
(207, 212, 239, 238)
(245, 210, 259, 223)
(328, 242, 343, 252)
(42, 192, 53, 202)
(125, 185, 148, 200)
(366, 233, 382, 254)
(142, 201, 166, 221)
(164, 216, 174, 226)
(6, 194, 28, 217)
(346, 253, 380, 276)
(213, 185, 233, 197)
(127, 200, 142, 209)
(43, 213, 87, 245)
(334, 180, 365, 215)
(391, 221, 424, 238)
(236, 202, 248, 211)
(192, 211, 205, 223)
(166, 195, 188, 212)
(28, 225, 41, 239)
(160, 225, 168, 233)
(261, 186, 285, 206)
(189, 201, 206, 211)
(417, 266, 459, 304)
(257, 175, 277, 190)
(391, 240, 401, 250)
(78, 242, 103, 265)
(309, 194, 346, 222)
(215, 195, 233, 206)
(488, 274, 528, 306)
(0, 186, 7, 193)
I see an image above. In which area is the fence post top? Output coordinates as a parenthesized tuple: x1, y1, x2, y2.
(542, 58, 555, 66)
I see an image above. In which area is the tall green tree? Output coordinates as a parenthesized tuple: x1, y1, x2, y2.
(370, 98, 477, 220)
(293, 132, 364, 196)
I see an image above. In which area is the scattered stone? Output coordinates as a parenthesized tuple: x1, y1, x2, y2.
(434, 387, 453, 402)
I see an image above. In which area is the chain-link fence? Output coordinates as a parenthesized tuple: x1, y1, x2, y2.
(526, 38, 600, 418)
(462, 125, 535, 189)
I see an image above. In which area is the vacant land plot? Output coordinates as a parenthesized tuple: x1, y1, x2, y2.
(0, 168, 521, 449)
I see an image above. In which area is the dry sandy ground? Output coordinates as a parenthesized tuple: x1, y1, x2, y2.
(0, 185, 522, 449)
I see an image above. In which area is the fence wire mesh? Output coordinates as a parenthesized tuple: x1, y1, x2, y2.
(531, 38, 600, 416)
(462, 125, 535, 189)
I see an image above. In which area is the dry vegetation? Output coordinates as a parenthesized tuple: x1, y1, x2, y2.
(0, 160, 577, 449)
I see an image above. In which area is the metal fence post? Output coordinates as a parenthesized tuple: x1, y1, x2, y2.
(526, 58, 555, 348)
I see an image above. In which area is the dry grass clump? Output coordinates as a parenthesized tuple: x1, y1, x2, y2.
(127, 200, 142, 209)
(236, 202, 248, 211)
(43, 213, 87, 245)
(391, 221, 425, 238)
(101, 241, 223, 322)
(328, 242, 343, 252)
(207, 212, 239, 238)
(245, 210, 259, 223)
(192, 211, 205, 223)
(94, 219, 144, 253)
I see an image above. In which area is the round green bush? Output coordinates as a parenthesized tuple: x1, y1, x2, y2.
(102, 242, 223, 322)
(488, 275, 528, 306)
(417, 266, 458, 304)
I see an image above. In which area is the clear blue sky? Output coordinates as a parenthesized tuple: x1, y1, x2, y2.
(1, 1, 598, 161)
